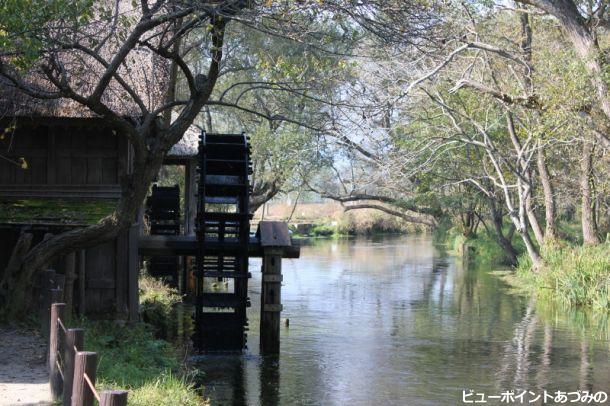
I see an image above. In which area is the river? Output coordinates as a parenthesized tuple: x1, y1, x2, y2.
(192, 235, 610, 405)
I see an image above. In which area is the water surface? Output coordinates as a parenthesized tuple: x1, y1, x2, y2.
(194, 235, 610, 405)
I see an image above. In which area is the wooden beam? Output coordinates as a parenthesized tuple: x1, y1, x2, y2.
(138, 235, 300, 258)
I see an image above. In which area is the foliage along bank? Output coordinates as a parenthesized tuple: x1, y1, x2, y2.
(82, 274, 204, 406)
(450, 226, 610, 314)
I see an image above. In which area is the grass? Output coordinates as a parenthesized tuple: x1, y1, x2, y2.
(515, 242, 610, 312)
(75, 274, 204, 405)
(83, 321, 204, 406)
(445, 226, 523, 266)
(139, 274, 183, 340)
(290, 210, 425, 238)
(450, 224, 610, 313)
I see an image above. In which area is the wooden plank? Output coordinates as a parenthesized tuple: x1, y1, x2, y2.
(100, 390, 128, 406)
(29, 157, 47, 184)
(49, 303, 66, 401)
(138, 235, 300, 258)
(87, 157, 102, 184)
(71, 352, 97, 406)
(63, 328, 84, 406)
(101, 158, 117, 184)
(128, 224, 139, 321)
(72, 157, 86, 184)
(115, 230, 128, 316)
(47, 128, 56, 184)
(260, 248, 284, 354)
(56, 158, 72, 184)
(0, 184, 122, 199)
(78, 250, 86, 316)
(257, 221, 291, 247)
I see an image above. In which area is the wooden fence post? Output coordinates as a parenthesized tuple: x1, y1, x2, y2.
(50, 287, 63, 304)
(100, 390, 128, 406)
(72, 351, 97, 406)
(49, 302, 66, 400)
(63, 328, 84, 406)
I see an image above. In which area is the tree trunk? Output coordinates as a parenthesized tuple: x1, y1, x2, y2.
(526, 193, 544, 246)
(581, 140, 600, 245)
(489, 199, 519, 266)
(536, 147, 558, 241)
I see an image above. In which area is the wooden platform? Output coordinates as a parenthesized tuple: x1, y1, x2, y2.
(138, 235, 300, 258)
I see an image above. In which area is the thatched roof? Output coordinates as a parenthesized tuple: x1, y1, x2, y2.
(168, 115, 200, 158)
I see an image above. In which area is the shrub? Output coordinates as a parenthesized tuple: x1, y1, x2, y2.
(139, 274, 182, 340)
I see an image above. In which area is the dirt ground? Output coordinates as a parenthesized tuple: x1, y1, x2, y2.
(0, 327, 51, 406)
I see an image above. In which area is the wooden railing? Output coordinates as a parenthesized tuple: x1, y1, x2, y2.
(48, 299, 128, 406)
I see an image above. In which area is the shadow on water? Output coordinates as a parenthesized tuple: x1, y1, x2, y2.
(175, 235, 610, 405)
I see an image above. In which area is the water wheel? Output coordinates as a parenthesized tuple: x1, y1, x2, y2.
(193, 132, 252, 352)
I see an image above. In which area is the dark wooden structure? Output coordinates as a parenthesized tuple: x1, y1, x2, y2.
(139, 131, 298, 353)
(0, 118, 139, 320)
(194, 132, 253, 352)
(146, 185, 181, 286)
(257, 222, 291, 354)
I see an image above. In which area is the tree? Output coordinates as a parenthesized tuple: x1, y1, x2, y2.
(0, 0, 442, 316)
(515, 0, 610, 149)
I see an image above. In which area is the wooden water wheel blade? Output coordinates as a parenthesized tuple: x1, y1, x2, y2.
(202, 271, 250, 279)
(203, 133, 246, 143)
(204, 160, 249, 175)
(199, 212, 250, 221)
(203, 183, 248, 195)
(205, 175, 243, 185)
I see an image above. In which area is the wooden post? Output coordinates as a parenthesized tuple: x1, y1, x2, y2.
(78, 250, 86, 316)
(64, 252, 77, 318)
(260, 249, 283, 354)
(41, 269, 57, 338)
(49, 302, 66, 400)
(256, 222, 291, 355)
(63, 328, 84, 406)
(128, 224, 139, 322)
(72, 351, 98, 406)
(100, 390, 128, 406)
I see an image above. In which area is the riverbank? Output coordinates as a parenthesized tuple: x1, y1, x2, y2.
(84, 274, 204, 405)
(255, 202, 425, 237)
(449, 228, 610, 313)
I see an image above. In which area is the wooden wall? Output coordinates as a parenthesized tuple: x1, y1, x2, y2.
(0, 118, 127, 199)
(0, 225, 136, 320)
(0, 117, 137, 320)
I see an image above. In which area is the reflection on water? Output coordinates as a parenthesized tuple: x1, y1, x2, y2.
(191, 235, 610, 405)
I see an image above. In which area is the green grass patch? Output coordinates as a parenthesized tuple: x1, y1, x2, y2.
(83, 321, 204, 405)
(515, 242, 610, 312)
(73, 275, 204, 405)
(445, 226, 523, 266)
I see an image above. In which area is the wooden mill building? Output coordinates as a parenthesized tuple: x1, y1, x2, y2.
(0, 47, 193, 319)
